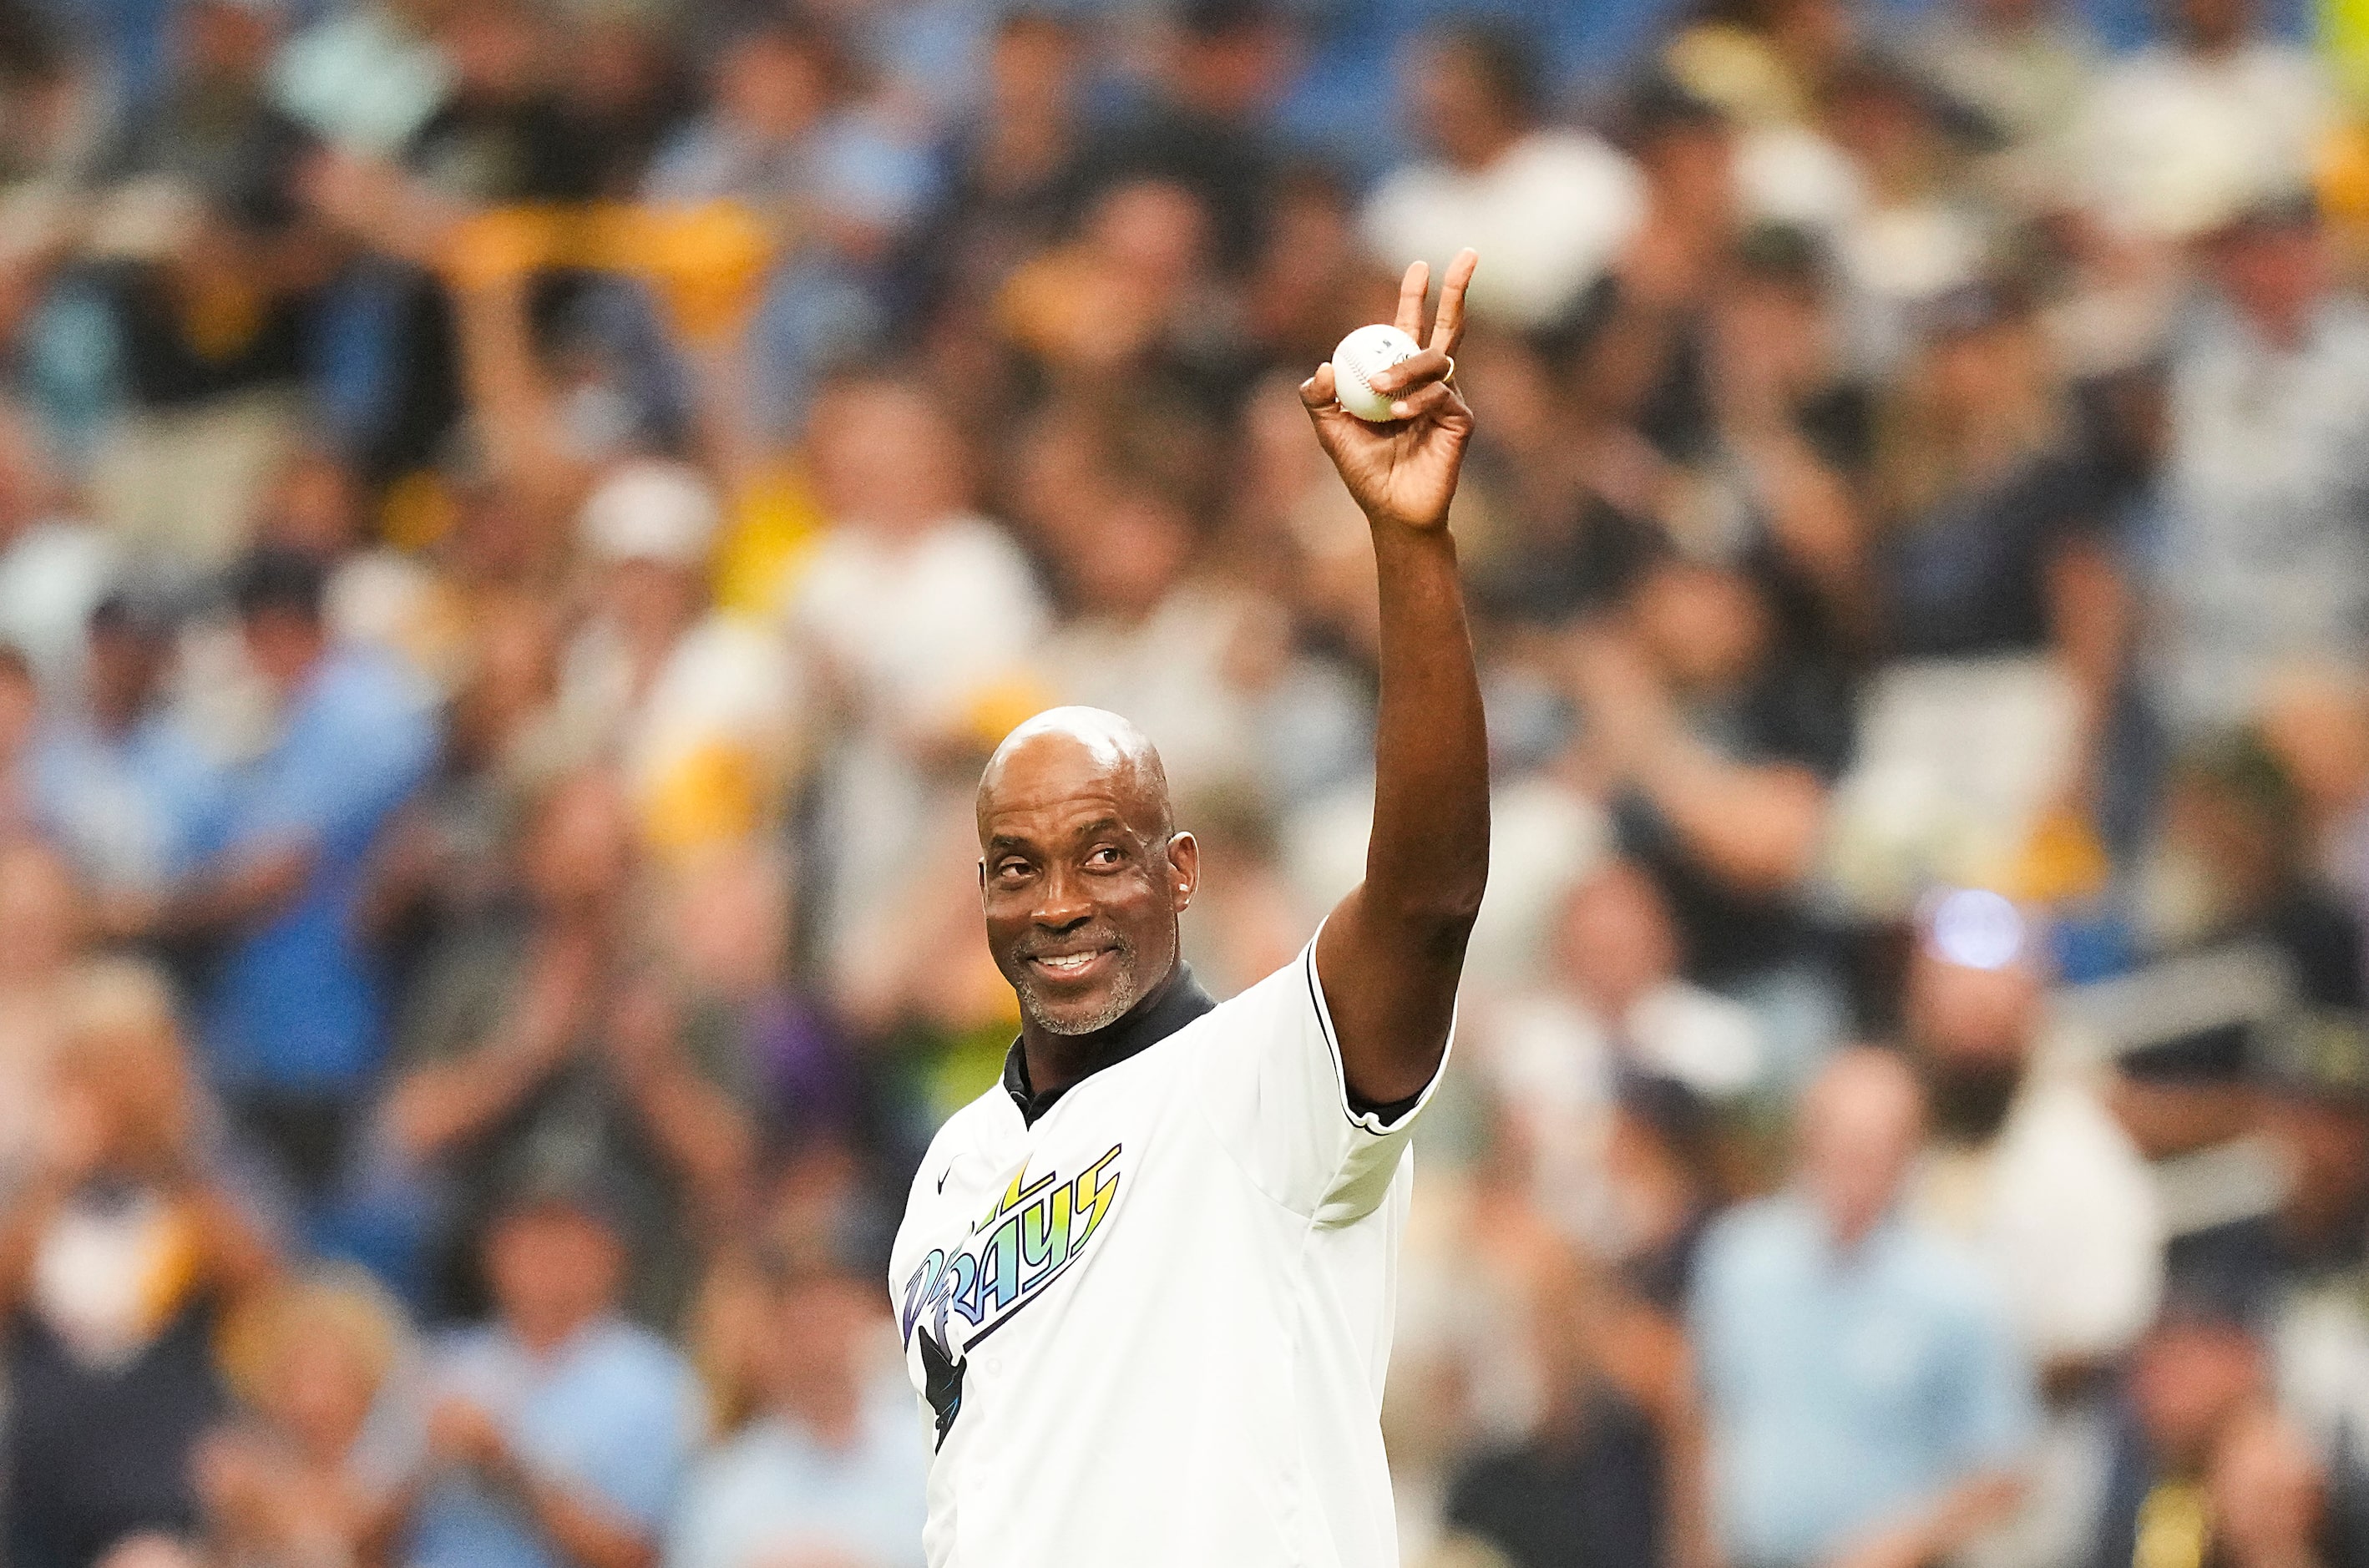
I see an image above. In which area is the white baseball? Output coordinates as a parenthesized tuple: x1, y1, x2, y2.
(1329, 323, 1421, 423)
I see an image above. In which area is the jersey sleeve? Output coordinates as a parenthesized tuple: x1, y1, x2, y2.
(1189, 932, 1452, 1226)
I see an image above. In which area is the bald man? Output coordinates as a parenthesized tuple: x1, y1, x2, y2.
(888, 251, 1489, 1566)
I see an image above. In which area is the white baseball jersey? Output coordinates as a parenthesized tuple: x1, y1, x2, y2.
(888, 938, 1446, 1566)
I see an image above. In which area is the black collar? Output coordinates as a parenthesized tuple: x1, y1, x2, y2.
(1001, 964, 1217, 1125)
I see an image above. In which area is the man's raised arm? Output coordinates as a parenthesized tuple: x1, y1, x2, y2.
(1302, 249, 1489, 1110)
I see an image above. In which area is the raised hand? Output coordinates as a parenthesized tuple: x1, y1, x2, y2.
(1298, 249, 1477, 534)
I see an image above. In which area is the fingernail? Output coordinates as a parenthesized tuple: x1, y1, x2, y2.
(1390, 400, 1412, 418)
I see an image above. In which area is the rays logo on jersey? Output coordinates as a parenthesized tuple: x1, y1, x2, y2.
(900, 1144, 1123, 1445)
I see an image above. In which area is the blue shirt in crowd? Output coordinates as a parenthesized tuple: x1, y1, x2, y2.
(409, 1315, 702, 1568)
(1689, 1193, 2040, 1568)
(28, 706, 223, 896)
(197, 645, 434, 1093)
(666, 1380, 928, 1568)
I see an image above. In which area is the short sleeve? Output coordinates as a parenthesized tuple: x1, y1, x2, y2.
(1190, 934, 1451, 1227)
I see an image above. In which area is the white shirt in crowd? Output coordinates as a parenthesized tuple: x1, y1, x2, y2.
(1911, 1071, 2164, 1368)
(786, 512, 1047, 739)
(888, 938, 1445, 1566)
(1360, 129, 1645, 330)
(2074, 40, 2335, 237)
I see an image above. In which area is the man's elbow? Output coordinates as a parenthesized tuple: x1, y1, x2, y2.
(1369, 879, 1487, 948)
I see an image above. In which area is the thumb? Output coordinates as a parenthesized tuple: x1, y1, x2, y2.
(1299, 363, 1339, 412)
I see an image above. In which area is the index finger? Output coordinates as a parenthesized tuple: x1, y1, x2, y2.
(1427, 247, 1478, 357)
(1393, 260, 1430, 340)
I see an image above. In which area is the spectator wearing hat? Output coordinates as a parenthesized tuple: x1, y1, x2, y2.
(552, 458, 794, 858)
(401, 1171, 701, 1568)
(117, 546, 434, 1217)
(666, 1240, 925, 1568)
(2243, 1016, 2369, 1568)
(1691, 1048, 2038, 1568)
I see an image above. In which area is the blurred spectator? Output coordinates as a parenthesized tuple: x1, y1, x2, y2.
(1361, 24, 1646, 331)
(647, 14, 928, 440)
(554, 458, 794, 858)
(914, 11, 1087, 348)
(666, 1242, 924, 1568)
(647, 15, 927, 247)
(1484, 861, 1761, 1289)
(1440, 1237, 1708, 1568)
(783, 371, 1042, 985)
(195, 1265, 415, 1566)
(1820, 58, 2002, 378)
(1829, 281, 2124, 911)
(2108, 740, 2366, 1219)
(1691, 1048, 2037, 1568)
(384, 766, 757, 1328)
(132, 546, 433, 1211)
(1906, 892, 2164, 1378)
(2, 957, 277, 1568)
(1902, 892, 2163, 1568)
(28, 588, 220, 901)
(2144, 195, 2369, 742)
(1073, 0, 1290, 274)
(2091, 1298, 2273, 1568)
(402, 1, 584, 206)
(403, 1172, 701, 1568)
(97, 0, 303, 225)
(1573, 557, 1852, 1081)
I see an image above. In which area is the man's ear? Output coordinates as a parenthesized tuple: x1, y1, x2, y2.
(1167, 832, 1200, 912)
(976, 858, 987, 892)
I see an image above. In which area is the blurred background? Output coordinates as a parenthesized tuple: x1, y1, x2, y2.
(3, 0, 2369, 1564)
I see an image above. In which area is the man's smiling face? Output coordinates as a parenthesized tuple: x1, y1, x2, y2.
(976, 711, 1196, 1038)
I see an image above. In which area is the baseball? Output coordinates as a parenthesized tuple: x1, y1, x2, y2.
(1329, 323, 1421, 423)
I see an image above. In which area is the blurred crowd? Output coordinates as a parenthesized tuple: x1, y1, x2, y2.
(2, 0, 2369, 1565)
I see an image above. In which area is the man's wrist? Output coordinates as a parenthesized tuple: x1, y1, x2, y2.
(1364, 508, 1455, 544)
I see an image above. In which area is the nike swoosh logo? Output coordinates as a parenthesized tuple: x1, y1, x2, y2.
(937, 1166, 951, 1193)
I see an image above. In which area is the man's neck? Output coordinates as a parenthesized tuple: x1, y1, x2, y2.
(1020, 963, 1187, 1101)
(1008, 960, 1217, 1124)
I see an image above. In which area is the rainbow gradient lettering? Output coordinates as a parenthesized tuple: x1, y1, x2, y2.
(902, 1144, 1122, 1354)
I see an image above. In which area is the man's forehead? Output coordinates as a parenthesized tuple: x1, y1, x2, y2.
(978, 786, 1147, 845)
(976, 720, 1167, 842)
